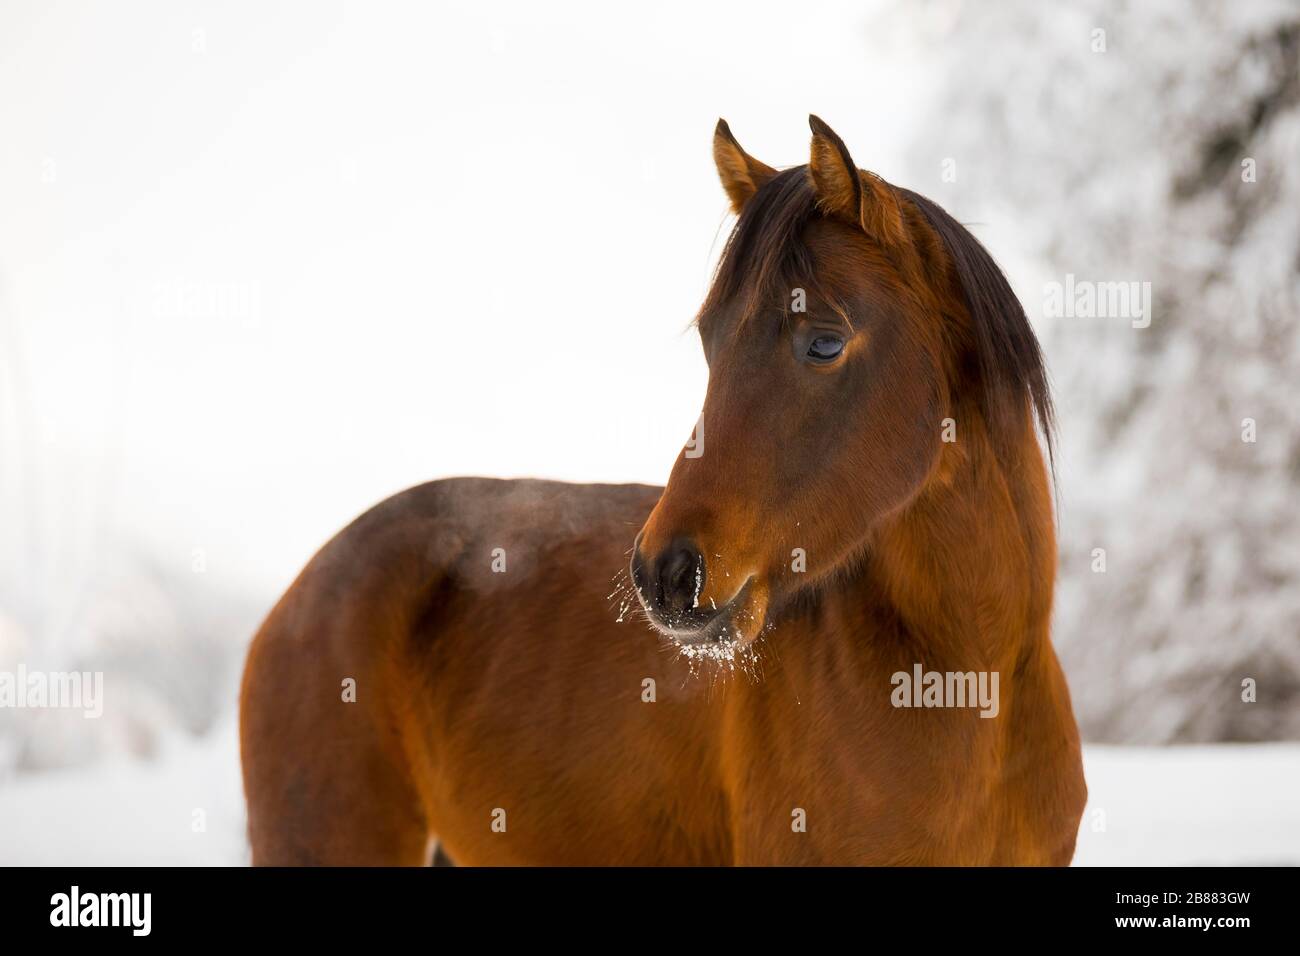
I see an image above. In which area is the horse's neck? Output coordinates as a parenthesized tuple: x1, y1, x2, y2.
(864, 426, 1056, 671)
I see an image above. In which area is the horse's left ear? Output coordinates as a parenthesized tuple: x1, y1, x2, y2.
(713, 119, 778, 214)
(807, 115, 909, 250)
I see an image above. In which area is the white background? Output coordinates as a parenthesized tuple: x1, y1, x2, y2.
(0, 0, 927, 600)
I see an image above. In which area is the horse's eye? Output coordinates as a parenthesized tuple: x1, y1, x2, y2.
(806, 335, 845, 362)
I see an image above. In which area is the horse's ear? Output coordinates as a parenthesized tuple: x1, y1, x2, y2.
(807, 114, 908, 249)
(713, 119, 777, 214)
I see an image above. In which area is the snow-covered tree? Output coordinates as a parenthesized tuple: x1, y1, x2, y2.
(901, 0, 1300, 741)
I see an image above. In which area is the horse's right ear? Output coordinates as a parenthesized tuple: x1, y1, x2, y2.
(713, 119, 777, 214)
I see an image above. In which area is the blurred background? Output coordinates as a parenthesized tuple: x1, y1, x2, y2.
(1, 0, 1296, 864)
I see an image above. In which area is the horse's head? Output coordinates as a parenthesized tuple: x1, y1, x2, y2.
(631, 116, 1051, 650)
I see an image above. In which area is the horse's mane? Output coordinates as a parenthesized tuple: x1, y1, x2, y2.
(901, 186, 1056, 471)
(700, 166, 1055, 469)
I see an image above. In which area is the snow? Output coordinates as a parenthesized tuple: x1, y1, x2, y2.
(1, 730, 1295, 865)
(0, 721, 248, 866)
(1074, 743, 1300, 866)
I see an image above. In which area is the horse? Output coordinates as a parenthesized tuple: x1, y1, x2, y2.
(239, 115, 1087, 865)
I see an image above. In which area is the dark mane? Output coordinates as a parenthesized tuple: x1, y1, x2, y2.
(900, 186, 1056, 471)
(700, 167, 1055, 469)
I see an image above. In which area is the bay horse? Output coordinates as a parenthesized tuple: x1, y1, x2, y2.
(240, 116, 1086, 865)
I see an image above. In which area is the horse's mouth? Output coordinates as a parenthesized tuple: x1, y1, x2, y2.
(647, 575, 759, 647)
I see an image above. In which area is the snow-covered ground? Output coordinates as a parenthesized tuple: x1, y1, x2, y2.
(1, 733, 1295, 865)
(1073, 744, 1300, 866)
(0, 720, 249, 866)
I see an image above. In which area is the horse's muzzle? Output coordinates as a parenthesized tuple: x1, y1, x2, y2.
(630, 533, 728, 639)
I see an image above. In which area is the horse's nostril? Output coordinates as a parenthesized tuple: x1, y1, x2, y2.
(631, 537, 713, 627)
(656, 542, 704, 616)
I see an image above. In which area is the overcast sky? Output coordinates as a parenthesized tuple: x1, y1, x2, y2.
(0, 0, 933, 605)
